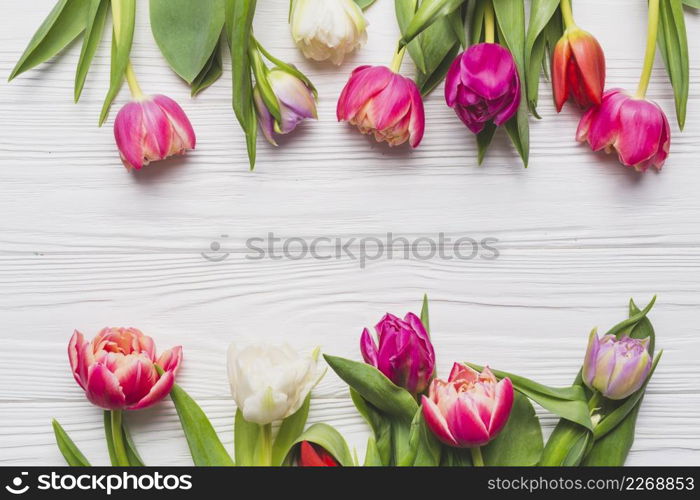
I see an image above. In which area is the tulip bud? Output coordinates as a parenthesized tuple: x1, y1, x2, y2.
(576, 89, 671, 171)
(552, 28, 606, 112)
(68, 328, 182, 411)
(227, 343, 323, 425)
(444, 43, 521, 134)
(298, 441, 340, 467)
(337, 65, 425, 148)
(422, 363, 513, 448)
(582, 330, 652, 400)
(290, 0, 368, 65)
(113, 95, 196, 170)
(254, 68, 318, 146)
(361, 312, 435, 395)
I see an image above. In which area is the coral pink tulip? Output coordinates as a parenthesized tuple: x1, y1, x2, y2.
(114, 95, 196, 170)
(577, 89, 670, 171)
(552, 28, 606, 112)
(422, 363, 513, 448)
(68, 328, 182, 411)
(361, 312, 435, 395)
(444, 43, 521, 134)
(337, 65, 425, 147)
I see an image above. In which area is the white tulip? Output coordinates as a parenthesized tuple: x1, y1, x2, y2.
(227, 343, 324, 425)
(290, 0, 368, 65)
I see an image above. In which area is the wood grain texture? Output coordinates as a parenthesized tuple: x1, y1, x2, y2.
(0, 0, 699, 466)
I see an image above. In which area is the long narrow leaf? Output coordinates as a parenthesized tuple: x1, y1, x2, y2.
(271, 394, 311, 466)
(657, 0, 689, 129)
(53, 419, 91, 466)
(75, 0, 109, 101)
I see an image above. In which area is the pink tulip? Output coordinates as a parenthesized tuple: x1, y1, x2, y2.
(114, 95, 196, 170)
(422, 363, 513, 448)
(337, 65, 425, 147)
(68, 328, 182, 411)
(445, 43, 521, 134)
(361, 312, 435, 395)
(576, 89, 670, 171)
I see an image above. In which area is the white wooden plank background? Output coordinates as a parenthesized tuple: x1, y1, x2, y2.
(1, 0, 699, 466)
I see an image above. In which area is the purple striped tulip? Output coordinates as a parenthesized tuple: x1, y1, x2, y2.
(113, 95, 196, 170)
(254, 69, 318, 146)
(445, 43, 521, 134)
(582, 331, 652, 400)
(422, 363, 513, 448)
(68, 328, 182, 411)
(337, 65, 425, 148)
(361, 312, 435, 395)
(576, 89, 670, 171)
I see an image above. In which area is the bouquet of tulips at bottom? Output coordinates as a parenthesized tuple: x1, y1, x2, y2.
(52, 295, 661, 467)
(324, 295, 662, 466)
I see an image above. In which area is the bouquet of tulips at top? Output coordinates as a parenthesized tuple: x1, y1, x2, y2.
(8, 0, 696, 173)
(52, 294, 661, 467)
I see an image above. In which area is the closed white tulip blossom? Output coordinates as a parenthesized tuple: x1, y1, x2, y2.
(290, 0, 368, 65)
(227, 343, 324, 425)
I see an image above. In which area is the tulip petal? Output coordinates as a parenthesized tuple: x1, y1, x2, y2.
(614, 98, 665, 168)
(444, 55, 462, 108)
(152, 94, 197, 151)
(604, 351, 651, 400)
(85, 363, 126, 410)
(447, 396, 490, 447)
(569, 30, 605, 108)
(552, 37, 571, 112)
(583, 89, 627, 151)
(488, 377, 514, 436)
(363, 74, 411, 132)
(360, 328, 379, 366)
(68, 330, 88, 389)
(337, 66, 393, 121)
(407, 82, 425, 148)
(422, 395, 459, 446)
(493, 72, 521, 127)
(448, 362, 478, 383)
(114, 355, 158, 406)
(254, 87, 278, 146)
(128, 369, 175, 410)
(461, 44, 518, 101)
(582, 329, 600, 389)
(114, 102, 146, 170)
(157, 346, 183, 374)
(140, 99, 173, 161)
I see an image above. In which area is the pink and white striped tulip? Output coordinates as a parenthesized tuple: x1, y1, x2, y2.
(583, 331, 652, 400)
(114, 95, 196, 170)
(337, 65, 425, 147)
(422, 363, 513, 448)
(68, 328, 182, 411)
(445, 43, 521, 134)
(576, 89, 670, 171)
(361, 312, 435, 395)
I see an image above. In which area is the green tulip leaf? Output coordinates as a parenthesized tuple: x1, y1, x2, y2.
(466, 363, 593, 430)
(289, 423, 354, 466)
(325, 355, 418, 422)
(103, 411, 145, 466)
(420, 294, 430, 334)
(99, 0, 136, 126)
(150, 0, 225, 83)
(227, 0, 258, 170)
(540, 418, 591, 466)
(350, 389, 393, 465)
(482, 392, 543, 466)
(168, 382, 234, 466)
(408, 408, 442, 466)
(9, 0, 91, 81)
(75, 0, 109, 102)
(52, 419, 91, 467)
(683, 0, 700, 6)
(191, 38, 224, 96)
(271, 394, 311, 466)
(355, 0, 378, 9)
(657, 0, 689, 129)
(524, 0, 562, 115)
(494, 0, 530, 167)
(399, 0, 466, 49)
(476, 122, 497, 164)
(363, 437, 384, 466)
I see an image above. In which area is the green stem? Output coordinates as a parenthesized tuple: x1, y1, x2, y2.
(484, 1, 496, 44)
(389, 46, 407, 73)
(470, 446, 485, 467)
(110, 410, 130, 467)
(636, 0, 660, 99)
(259, 424, 273, 466)
(125, 63, 144, 99)
(560, 0, 577, 30)
(111, 0, 142, 100)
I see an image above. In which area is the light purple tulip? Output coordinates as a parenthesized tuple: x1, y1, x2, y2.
(360, 312, 435, 395)
(582, 331, 652, 400)
(254, 68, 317, 146)
(445, 43, 521, 134)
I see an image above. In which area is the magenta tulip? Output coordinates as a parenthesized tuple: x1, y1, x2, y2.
(337, 65, 425, 147)
(445, 43, 521, 134)
(68, 328, 182, 411)
(422, 363, 513, 448)
(583, 331, 652, 400)
(576, 89, 670, 171)
(114, 95, 196, 170)
(361, 312, 435, 395)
